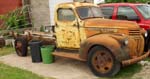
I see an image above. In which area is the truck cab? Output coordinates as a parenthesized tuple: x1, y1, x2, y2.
(14, 2, 149, 77)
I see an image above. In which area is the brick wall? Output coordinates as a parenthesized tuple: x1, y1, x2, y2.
(30, 0, 50, 30)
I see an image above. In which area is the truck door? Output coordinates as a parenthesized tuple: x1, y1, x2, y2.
(55, 8, 80, 49)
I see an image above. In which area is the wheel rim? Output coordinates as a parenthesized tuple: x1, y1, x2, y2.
(16, 41, 23, 56)
(92, 50, 113, 73)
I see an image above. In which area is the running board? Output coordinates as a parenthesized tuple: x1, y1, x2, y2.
(52, 52, 86, 61)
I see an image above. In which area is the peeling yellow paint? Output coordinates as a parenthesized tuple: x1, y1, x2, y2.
(79, 28, 87, 42)
(55, 20, 80, 48)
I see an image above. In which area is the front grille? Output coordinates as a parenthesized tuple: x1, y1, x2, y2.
(129, 29, 141, 39)
(129, 29, 140, 36)
(129, 29, 143, 56)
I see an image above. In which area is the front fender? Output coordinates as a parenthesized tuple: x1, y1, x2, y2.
(79, 34, 130, 62)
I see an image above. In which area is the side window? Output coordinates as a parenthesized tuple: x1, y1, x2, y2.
(117, 6, 138, 20)
(58, 8, 75, 21)
(100, 6, 114, 19)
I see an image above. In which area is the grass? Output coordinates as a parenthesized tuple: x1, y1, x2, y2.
(0, 46, 15, 56)
(0, 46, 54, 79)
(144, 57, 150, 61)
(0, 62, 50, 79)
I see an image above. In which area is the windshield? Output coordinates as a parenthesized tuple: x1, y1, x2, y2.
(137, 5, 150, 19)
(76, 6, 103, 19)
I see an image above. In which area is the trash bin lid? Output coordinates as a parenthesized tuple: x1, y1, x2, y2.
(29, 40, 42, 45)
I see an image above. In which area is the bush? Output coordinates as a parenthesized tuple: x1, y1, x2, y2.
(0, 5, 30, 30)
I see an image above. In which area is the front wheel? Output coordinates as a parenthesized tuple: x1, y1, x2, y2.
(88, 46, 121, 77)
(14, 37, 28, 57)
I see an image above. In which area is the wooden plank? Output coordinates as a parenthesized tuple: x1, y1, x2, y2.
(52, 52, 86, 61)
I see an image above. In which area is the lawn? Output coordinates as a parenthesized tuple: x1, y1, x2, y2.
(0, 46, 54, 79)
(0, 46, 15, 56)
(0, 62, 51, 79)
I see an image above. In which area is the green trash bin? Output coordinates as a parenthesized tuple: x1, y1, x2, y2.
(41, 45, 54, 64)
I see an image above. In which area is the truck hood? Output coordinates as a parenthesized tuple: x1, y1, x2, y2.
(84, 18, 140, 29)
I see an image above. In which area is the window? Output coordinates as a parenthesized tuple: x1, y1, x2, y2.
(77, 7, 93, 19)
(117, 6, 138, 20)
(76, 6, 103, 19)
(137, 5, 150, 19)
(58, 9, 75, 21)
(100, 6, 114, 19)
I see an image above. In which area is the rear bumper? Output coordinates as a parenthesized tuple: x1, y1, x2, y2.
(122, 51, 150, 66)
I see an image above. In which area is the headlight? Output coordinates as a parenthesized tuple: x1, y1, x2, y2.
(120, 38, 128, 46)
(124, 39, 128, 45)
(145, 31, 148, 37)
(122, 38, 129, 46)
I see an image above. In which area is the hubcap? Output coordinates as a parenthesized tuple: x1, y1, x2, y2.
(92, 50, 113, 73)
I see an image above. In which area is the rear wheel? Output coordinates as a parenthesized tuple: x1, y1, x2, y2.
(14, 37, 28, 57)
(0, 38, 5, 48)
(148, 42, 150, 50)
(88, 46, 121, 77)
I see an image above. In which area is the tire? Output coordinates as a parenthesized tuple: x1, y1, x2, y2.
(145, 29, 150, 52)
(88, 46, 121, 77)
(0, 38, 5, 48)
(14, 37, 28, 57)
(148, 42, 150, 50)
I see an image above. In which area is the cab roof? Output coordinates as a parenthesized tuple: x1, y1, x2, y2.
(57, 2, 97, 8)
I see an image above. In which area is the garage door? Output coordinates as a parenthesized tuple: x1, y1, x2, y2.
(0, 0, 22, 28)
